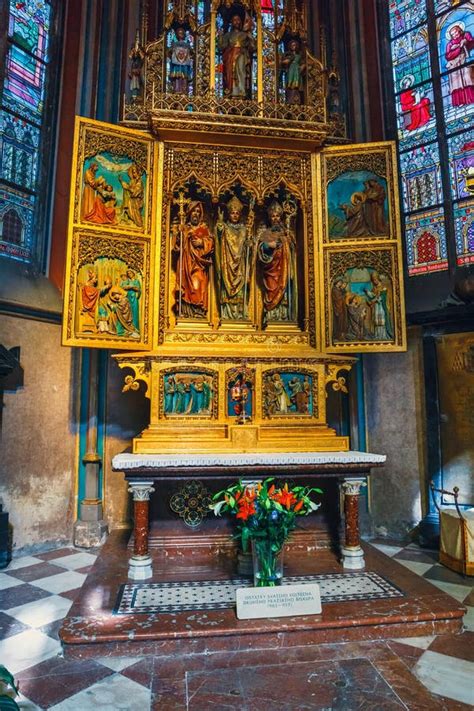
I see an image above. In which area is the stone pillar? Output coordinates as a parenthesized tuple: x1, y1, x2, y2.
(74, 350, 108, 548)
(128, 481, 155, 580)
(341, 478, 367, 570)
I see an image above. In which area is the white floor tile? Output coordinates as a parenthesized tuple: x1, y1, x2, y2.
(0, 629, 61, 674)
(4, 556, 43, 571)
(95, 656, 144, 672)
(6, 594, 73, 627)
(427, 579, 473, 603)
(16, 694, 44, 710)
(414, 650, 474, 706)
(369, 543, 404, 557)
(30, 571, 86, 594)
(51, 552, 97, 570)
(462, 604, 474, 631)
(0, 573, 25, 590)
(393, 635, 436, 649)
(396, 560, 433, 576)
(48, 673, 151, 711)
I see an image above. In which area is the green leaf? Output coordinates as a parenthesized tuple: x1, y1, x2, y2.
(0, 695, 20, 710)
(0, 668, 17, 697)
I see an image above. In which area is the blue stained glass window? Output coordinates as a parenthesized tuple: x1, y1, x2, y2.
(3, 46, 46, 123)
(399, 143, 443, 211)
(0, 110, 40, 191)
(396, 81, 437, 149)
(389, 0, 427, 39)
(387, 0, 473, 276)
(448, 130, 474, 200)
(441, 70, 474, 133)
(437, 3, 474, 76)
(392, 27, 431, 90)
(404, 208, 449, 275)
(8, 0, 51, 61)
(1, 1, 55, 264)
(454, 200, 474, 264)
(0, 186, 35, 261)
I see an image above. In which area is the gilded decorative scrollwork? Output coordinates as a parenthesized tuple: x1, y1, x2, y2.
(324, 152, 388, 184)
(118, 360, 151, 398)
(169, 480, 212, 528)
(77, 234, 145, 272)
(196, 25, 211, 97)
(325, 364, 351, 394)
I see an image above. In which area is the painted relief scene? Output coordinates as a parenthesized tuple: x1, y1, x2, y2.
(331, 267, 394, 344)
(163, 371, 214, 416)
(327, 170, 389, 239)
(76, 258, 142, 339)
(81, 153, 146, 228)
(227, 368, 253, 422)
(263, 371, 313, 418)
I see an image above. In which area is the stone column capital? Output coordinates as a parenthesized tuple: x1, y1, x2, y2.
(341, 478, 367, 496)
(128, 482, 155, 501)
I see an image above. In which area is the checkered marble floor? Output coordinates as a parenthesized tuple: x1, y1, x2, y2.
(0, 542, 472, 710)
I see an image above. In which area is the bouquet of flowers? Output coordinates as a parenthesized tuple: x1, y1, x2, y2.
(210, 478, 322, 587)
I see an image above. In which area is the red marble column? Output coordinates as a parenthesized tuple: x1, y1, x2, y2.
(134, 499, 150, 557)
(128, 483, 155, 580)
(340, 478, 367, 570)
(344, 490, 361, 548)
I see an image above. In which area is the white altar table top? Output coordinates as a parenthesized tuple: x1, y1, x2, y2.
(113, 451, 386, 471)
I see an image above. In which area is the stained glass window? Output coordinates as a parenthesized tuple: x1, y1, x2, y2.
(0, 0, 55, 263)
(387, 0, 474, 274)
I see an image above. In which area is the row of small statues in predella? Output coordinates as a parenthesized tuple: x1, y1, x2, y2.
(129, 15, 307, 104)
(171, 194, 298, 324)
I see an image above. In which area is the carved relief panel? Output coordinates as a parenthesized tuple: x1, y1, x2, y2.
(62, 117, 160, 349)
(316, 143, 407, 353)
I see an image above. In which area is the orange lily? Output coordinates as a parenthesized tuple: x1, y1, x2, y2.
(294, 499, 304, 512)
(236, 500, 256, 520)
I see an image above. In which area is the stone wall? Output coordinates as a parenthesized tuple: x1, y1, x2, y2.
(0, 314, 78, 552)
(363, 327, 428, 541)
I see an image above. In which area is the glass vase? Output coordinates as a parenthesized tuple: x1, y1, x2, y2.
(251, 539, 284, 587)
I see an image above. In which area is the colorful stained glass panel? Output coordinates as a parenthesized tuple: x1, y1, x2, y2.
(8, 0, 51, 62)
(437, 3, 474, 75)
(0, 186, 35, 261)
(441, 70, 474, 134)
(391, 26, 431, 91)
(454, 200, 474, 264)
(3, 46, 46, 123)
(389, 0, 427, 38)
(448, 129, 474, 200)
(399, 143, 443, 212)
(405, 208, 449, 275)
(396, 81, 437, 149)
(0, 110, 40, 191)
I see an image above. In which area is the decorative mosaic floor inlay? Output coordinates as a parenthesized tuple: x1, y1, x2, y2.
(114, 571, 404, 615)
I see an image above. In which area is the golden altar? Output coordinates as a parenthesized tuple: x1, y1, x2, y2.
(62, 0, 406, 456)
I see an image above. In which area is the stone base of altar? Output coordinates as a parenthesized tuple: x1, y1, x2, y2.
(59, 530, 465, 662)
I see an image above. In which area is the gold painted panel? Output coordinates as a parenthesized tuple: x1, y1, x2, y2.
(62, 117, 160, 349)
(316, 142, 406, 354)
(321, 245, 406, 353)
(64, 229, 151, 349)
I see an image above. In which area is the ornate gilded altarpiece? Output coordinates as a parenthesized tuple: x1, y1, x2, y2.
(62, 0, 406, 455)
